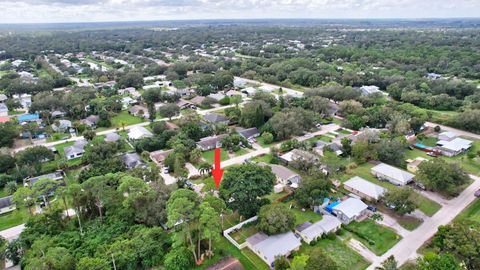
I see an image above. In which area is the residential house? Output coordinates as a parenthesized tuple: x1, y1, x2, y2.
(438, 131, 458, 141)
(427, 73, 442, 80)
(0, 103, 8, 117)
(149, 149, 173, 165)
(27, 171, 64, 187)
(13, 94, 32, 109)
(129, 105, 150, 119)
(190, 95, 206, 106)
(0, 196, 15, 214)
(121, 96, 137, 109)
(236, 127, 260, 141)
(50, 111, 65, 118)
(105, 132, 121, 142)
(332, 198, 368, 224)
(343, 176, 386, 201)
(314, 140, 342, 156)
(371, 163, 415, 186)
(208, 93, 226, 102)
(196, 134, 227, 151)
(52, 120, 72, 133)
(406, 157, 428, 173)
(359, 85, 380, 95)
(81, 115, 100, 128)
(176, 99, 196, 110)
(128, 126, 153, 140)
(234, 77, 247, 88)
(258, 85, 277, 93)
(121, 153, 146, 169)
(243, 87, 257, 96)
(204, 113, 229, 125)
(175, 89, 192, 97)
(295, 215, 342, 244)
(246, 232, 301, 267)
(280, 149, 319, 164)
(270, 164, 301, 188)
(0, 94, 8, 103)
(64, 140, 88, 160)
(437, 138, 473, 157)
(225, 90, 246, 98)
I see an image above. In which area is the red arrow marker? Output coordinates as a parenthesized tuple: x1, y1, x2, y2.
(211, 148, 224, 189)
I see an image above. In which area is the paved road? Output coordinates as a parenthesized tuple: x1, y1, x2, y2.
(367, 174, 480, 269)
(425, 122, 480, 140)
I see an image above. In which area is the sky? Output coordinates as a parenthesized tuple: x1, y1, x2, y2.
(1, 0, 479, 24)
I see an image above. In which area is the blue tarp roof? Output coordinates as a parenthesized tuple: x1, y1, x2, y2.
(18, 114, 39, 122)
(414, 143, 427, 149)
(326, 201, 341, 213)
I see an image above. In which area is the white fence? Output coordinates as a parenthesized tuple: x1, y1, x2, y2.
(223, 216, 258, 249)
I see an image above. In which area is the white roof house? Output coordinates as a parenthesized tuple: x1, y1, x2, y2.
(344, 176, 386, 201)
(295, 215, 341, 244)
(270, 164, 301, 187)
(259, 85, 277, 93)
(438, 131, 458, 141)
(437, 138, 473, 157)
(243, 87, 257, 96)
(371, 163, 415, 186)
(360, 85, 380, 95)
(246, 232, 301, 267)
(128, 126, 153, 140)
(332, 198, 368, 224)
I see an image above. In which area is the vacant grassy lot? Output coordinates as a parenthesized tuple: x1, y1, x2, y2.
(299, 238, 370, 270)
(415, 194, 442, 217)
(111, 111, 144, 127)
(346, 219, 402, 256)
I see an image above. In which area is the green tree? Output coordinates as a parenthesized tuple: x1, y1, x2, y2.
(199, 201, 221, 257)
(290, 254, 309, 270)
(12, 186, 35, 215)
(76, 257, 110, 270)
(82, 130, 96, 141)
(383, 187, 417, 215)
(295, 176, 331, 208)
(416, 159, 469, 195)
(158, 103, 180, 120)
(257, 204, 296, 235)
(305, 248, 338, 270)
(220, 164, 275, 218)
(32, 178, 59, 210)
(15, 146, 54, 173)
(417, 252, 461, 270)
(164, 246, 194, 270)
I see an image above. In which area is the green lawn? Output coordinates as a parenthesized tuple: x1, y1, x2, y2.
(278, 202, 322, 226)
(252, 153, 276, 164)
(111, 111, 144, 127)
(415, 194, 442, 217)
(202, 149, 229, 164)
(337, 128, 352, 135)
(346, 220, 402, 256)
(0, 209, 30, 231)
(256, 136, 275, 148)
(299, 238, 370, 270)
(47, 132, 71, 142)
(8, 110, 23, 116)
(191, 237, 269, 270)
(229, 223, 259, 244)
(456, 200, 480, 223)
(264, 191, 289, 203)
(233, 148, 250, 157)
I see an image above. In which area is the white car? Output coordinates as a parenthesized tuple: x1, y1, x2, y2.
(162, 167, 170, 174)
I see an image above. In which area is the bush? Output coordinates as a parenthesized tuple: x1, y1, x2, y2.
(326, 232, 336, 240)
(261, 132, 274, 144)
(434, 125, 441, 132)
(219, 96, 231, 105)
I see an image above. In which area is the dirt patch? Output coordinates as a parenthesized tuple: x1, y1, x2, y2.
(204, 257, 245, 270)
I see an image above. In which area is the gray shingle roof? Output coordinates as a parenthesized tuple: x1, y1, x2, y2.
(247, 232, 301, 265)
(371, 163, 415, 185)
(204, 113, 228, 123)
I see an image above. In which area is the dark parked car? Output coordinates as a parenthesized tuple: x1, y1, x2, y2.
(367, 205, 377, 212)
(475, 189, 480, 198)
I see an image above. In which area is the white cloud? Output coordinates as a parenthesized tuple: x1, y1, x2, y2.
(0, 0, 479, 23)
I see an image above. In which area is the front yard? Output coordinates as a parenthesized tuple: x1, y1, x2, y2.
(0, 208, 30, 231)
(201, 148, 230, 164)
(111, 111, 145, 127)
(456, 200, 480, 223)
(299, 237, 370, 270)
(345, 219, 402, 256)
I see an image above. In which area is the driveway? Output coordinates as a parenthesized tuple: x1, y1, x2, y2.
(424, 122, 480, 140)
(367, 174, 480, 269)
(0, 224, 25, 241)
(376, 212, 409, 238)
